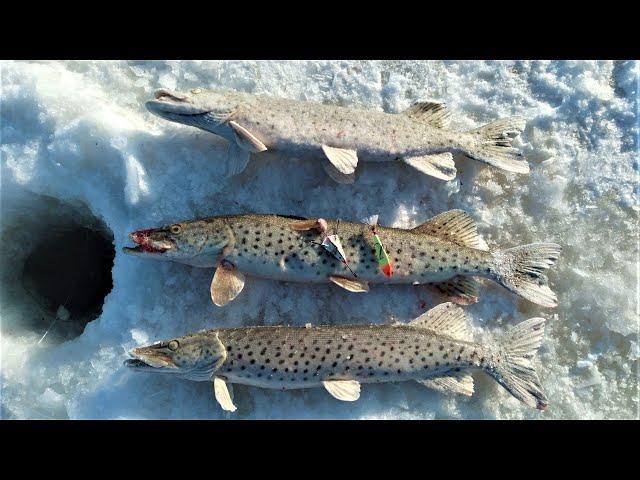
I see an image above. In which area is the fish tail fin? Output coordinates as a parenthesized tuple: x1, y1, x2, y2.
(464, 117, 530, 173)
(491, 243, 561, 307)
(486, 317, 548, 410)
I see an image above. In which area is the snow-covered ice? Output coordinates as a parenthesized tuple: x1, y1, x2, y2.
(1, 60, 638, 419)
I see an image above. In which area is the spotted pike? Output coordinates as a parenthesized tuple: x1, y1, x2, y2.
(124, 303, 549, 411)
(123, 211, 561, 308)
(145, 88, 529, 183)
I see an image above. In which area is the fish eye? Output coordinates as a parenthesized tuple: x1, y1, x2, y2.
(168, 340, 179, 351)
(170, 224, 182, 234)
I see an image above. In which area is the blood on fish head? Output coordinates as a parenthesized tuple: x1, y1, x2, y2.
(128, 229, 168, 254)
(126, 228, 173, 255)
(123, 218, 233, 267)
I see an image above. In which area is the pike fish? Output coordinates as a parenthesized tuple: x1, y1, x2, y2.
(124, 303, 549, 411)
(145, 88, 530, 183)
(123, 211, 561, 308)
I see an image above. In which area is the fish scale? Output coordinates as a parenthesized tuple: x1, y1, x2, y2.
(225, 214, 493, 284)
(216, 325, 488, 390)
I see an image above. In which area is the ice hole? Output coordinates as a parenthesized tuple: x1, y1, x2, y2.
(0, 193, 115, 343)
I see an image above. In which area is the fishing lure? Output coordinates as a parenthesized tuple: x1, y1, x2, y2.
(367, 215, 393, 277)
(290, 218, 357, 277)
(320, 220, 357, 277)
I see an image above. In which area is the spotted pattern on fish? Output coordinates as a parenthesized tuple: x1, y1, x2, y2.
(224, 214, 492, 284)
(145, 88, 531, 180)
(216, 325, 486, 389)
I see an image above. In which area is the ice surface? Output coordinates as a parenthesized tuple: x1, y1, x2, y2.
(1, 60, 638, 419)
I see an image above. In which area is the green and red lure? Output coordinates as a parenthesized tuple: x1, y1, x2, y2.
(367, 215, 393, 277)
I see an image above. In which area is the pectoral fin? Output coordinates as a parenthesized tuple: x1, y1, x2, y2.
(322, 160, 356, 184)
(229, 120, 268, 153)
(403, 153, 456, 181)
(210, 261, 246, 306)
(321, 145, 358, 175)
(322, 380, 361, 401)
(289, 218, 328, 233)
(213, 376, 237, 412)
(329, 275, 369, 293)
(226, 141, 251, 176)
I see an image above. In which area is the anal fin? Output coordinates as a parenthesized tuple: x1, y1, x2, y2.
(417, 372, 474, 396)
(329, 275, 369, 293)
(429, 276, 479, 305)
(403, 153, 456, 181)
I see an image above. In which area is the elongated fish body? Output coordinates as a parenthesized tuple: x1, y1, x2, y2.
(211, 95, 456, 162)
(125, 303, 549, 411)
(124, 211, 561, 308)
(215, 324, 483, 390)
(222, 215, 490, 284)
(145, 88, 530, 182)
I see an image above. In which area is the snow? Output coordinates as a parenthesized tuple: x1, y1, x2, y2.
(1, 60, 638, 419)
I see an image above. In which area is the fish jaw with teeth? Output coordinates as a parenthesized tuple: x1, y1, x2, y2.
(125, 229, 174, 255)
(124, 332, 227, 381)
(145, 88, 211, 117)
(145, 88, 241, 130)
(122, 219, 233, 268)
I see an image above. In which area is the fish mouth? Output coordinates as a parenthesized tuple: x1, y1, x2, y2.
(145, 89, 211, 116)
(122, 229, 174, 255)
(123, 358, 154, 369)
(124, 347, 178, 372)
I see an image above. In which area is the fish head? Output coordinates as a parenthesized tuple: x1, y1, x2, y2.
(125, 331, 226, 381)
(145, 88, 241, 131)
(123, 219, 232, 267)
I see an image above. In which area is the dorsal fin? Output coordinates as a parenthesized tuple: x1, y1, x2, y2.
(409, 302, 473, 342)
(412, 210, 489, 251)
(404, 101, 451, 128)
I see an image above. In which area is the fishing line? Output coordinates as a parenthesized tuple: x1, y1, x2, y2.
(301, 219, 358, 278)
